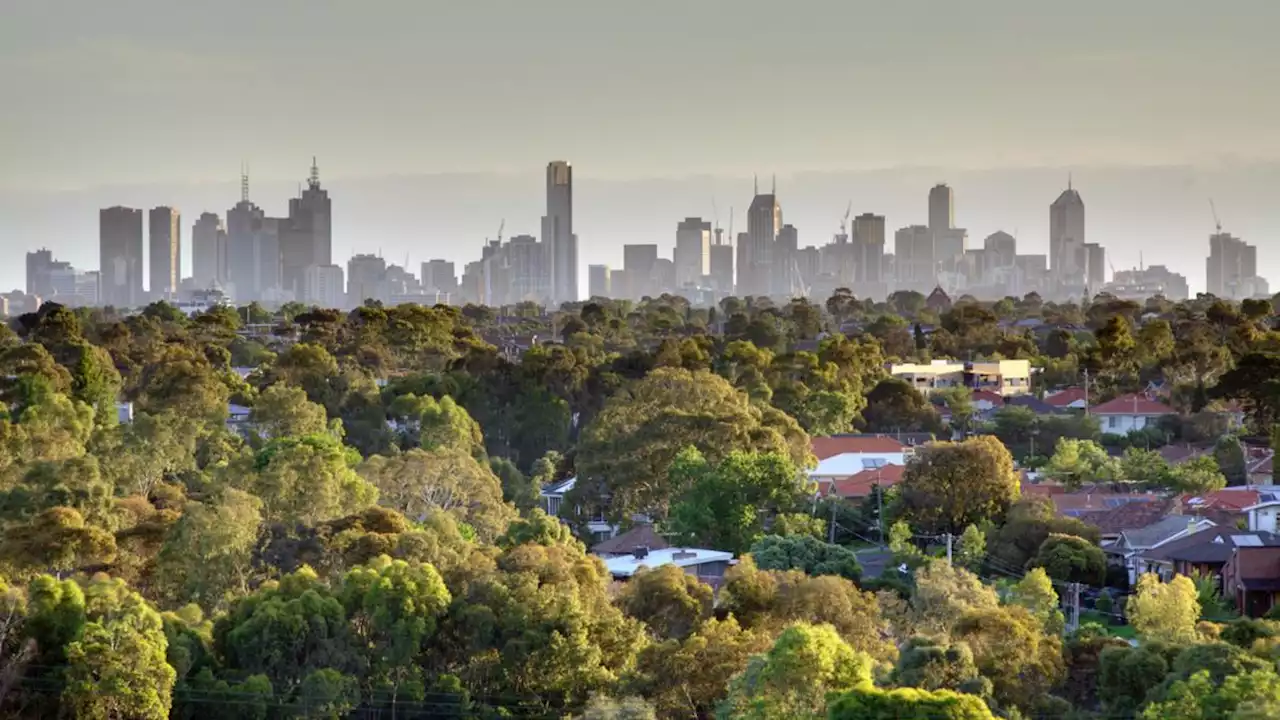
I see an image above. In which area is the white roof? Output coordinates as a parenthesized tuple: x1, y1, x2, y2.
(604, 547, 734, 578)
(811, 452, 904, 478)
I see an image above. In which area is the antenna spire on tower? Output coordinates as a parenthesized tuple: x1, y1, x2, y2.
(240, 163, 250, 203)
(771, 174, 776, 195)
(1068, 172, 1072, 191)
(753, 174, 758, 196)
(309, 156, 320, 188)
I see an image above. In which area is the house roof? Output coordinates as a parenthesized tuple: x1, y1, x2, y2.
(1182, 489, 1261, 513)
(541, 476, 577, 496)
(591, 524, 670, 557)
(1004, 395, 1062, 414)
(604, 547, 735, 578)
(1078, 497, 1180, 535)
(811, 435, 907, 461)
(1052, 492, 1161, 516)
(1249, 453, 1274, 477)
(1142, 527, 1280, 565)
(1089, 393, 1176, 416)
(829, 465, 906, 499)
(812, 454, 904, 478)
(1044, 388, 1088, 407)
(1117, 515, 1214, 550)
(971, 389, 1005, 405)
(1245, 491, 1280, 511)
(1159, 444, 1213, 465)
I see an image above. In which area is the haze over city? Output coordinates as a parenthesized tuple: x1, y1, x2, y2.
(5, 0, 1280, 297)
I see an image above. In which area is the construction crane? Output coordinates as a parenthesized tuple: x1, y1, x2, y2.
(839, 200, 852, 239)
(496, 219, 505, 245)
(1210, 199, 1222, 233)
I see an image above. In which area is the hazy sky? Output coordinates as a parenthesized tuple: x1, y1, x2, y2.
(3, 1, 1279, 293)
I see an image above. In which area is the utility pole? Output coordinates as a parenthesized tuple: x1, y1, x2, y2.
(829, 497, 837, 544)
(945, 533, 953, 566)
(877, 488, 886, 548)
(1083, 368, 1091, 415)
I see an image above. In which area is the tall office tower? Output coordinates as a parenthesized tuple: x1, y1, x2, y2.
(709, 240, 734, 295)
(226, 171, 267, 302)
(347, 254, 388, 306)
(674, 217, 712, 288)
(1207, 231, 1260, 299)
(775, 223, 799, 296)
(304, 264, 346, 308)
(982, 231, 1017, 269)
(623, 244, 659, 299)
(99, 206, 144, 308)
(191, 212, 227, 289)
(283, 158, 333, 298)
(1083, 243, 1106, 290)
(852, 213, 886, 285)
(894, 225, 936, 293)
(26, 249, 54, 297)
(928, 183, 954, 233)
(254, 218, 283, 301)
(421, 259, 457, 293)
(148, 206, 181, 299)
(505, 235, 550, 304)
(1050, 181, 1086, 279)
(588, 264, 611, 298)
(742, 179, 781, 296)
(541, 161, 576, 305)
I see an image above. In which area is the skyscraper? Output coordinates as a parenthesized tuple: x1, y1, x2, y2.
(1207, 231, 1261, 299)
(1084, 242, 1106, 291)
(709, 234, 734, 296)
(928, 184, 954, 233)
(226, 171, 267, 302)
(852, 213, 886, 286)
(588, 264, 611, 298)
(623, 244, 659, 299)
(421, 259, 457, 294)
(99, 206, 144, 308)
(26, 248, 54, 297)
(1050, 181, 1086, 280)
(674, 217, 712, 288)
(894, 225, 935, 293)
(542, 161, 576, 305)
(775, 224, 799, 296)
(304, 265, 345, 308)
(192, 212, 227, 289)
(283, 158, 332, 299)
(148, 206, 181, 299)
(741, 178, 781, 296)
(347, 254, 388, 306)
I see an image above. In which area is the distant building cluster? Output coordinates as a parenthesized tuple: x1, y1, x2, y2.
(11, 160, 1273, 315)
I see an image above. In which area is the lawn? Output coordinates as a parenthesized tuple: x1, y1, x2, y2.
(1079, 611, 1137, 640)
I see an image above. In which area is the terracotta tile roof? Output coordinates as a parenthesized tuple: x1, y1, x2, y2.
(1051, 492, 1160, 515)
(1249, 453, 1274, 476)
(1078, 497, 1180, 535)
(1044, 388, 1087, 407)
(1159, 444, 1213, 465)
(811, 435, 907, 461)
(591, 524, 671, 557)
(1021, 482, 1069, 497)
(829, 465, 906, 499)
(1182, 489, 1261, 513)
(971, 389, 1005, 405)
(1089, 393, 1176, 416)
(1230, 547, 1280, 584)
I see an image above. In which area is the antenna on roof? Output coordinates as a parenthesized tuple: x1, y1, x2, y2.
(771, 173, 776, 195)
(753, 173, 758, 196)
(309, 156, 320, 188)
(1068, 172, 1072, 191)
(240, 163, 250, 203)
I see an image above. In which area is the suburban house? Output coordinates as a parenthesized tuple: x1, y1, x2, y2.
(1089, 393, 1177, 434)
(1105, 515, 1217, 585)
(1077, 496, 1180, 544)
(1181, 489, 1259, 528)
(591, 524, 670, 559)
(1224, 546, 1280, 617)
(1138, 526, 1280, 585)
(1043, 387, 1088, 410)
(827, 465, 906, 500)
(1244, 492, 1280, 533)
(888, 359, 1032, 397)
(603, 547, 736, 587)
(1004, 394, 1063, 415)
(1051, 492, 1162, 521)
(539, 476, 619, 543)
(809, 436, 910, 493)
(1248, 452, 1274, 486)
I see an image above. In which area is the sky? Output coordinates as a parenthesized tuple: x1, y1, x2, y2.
(3, 1, 1280, 294)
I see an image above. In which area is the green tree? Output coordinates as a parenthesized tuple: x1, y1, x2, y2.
(625, 616, 770, 718)
(987, 498, 1100, 575)
(748, 534, 862, 581)
(1032, 533, 1106, 585)
(952, 604, 1065, 711)
(359, 447, 513, 542)
(1141, 669, 1280, 720)
(668, 449, 809, 554)
(250, 384, 331, 441)
(827, 685, 995, 720)
(1170, 455, 1228, 494)
(572, 368, 811, 523)
(153, 489, 263, 613)
(717, 622, 872, 720)
(1128, 573, 1202, 643)
(955, 524, 986, 572)
(892, 636, 982, 693)
(1042, 438, 1120, 489)
(239, 433, 377, 526)
(1008, 567, 1065, 635)
(898, 437, 1021, 535)
(615, 564, 713, 641)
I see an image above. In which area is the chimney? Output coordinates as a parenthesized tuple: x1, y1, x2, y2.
(672, 550, 697, 561)
(632, 546, 649, 560)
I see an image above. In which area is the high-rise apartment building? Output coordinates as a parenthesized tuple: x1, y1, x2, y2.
(775, 224, 799, 296)
(709, 239, 734, 296)
(421, 259, 457, 294)
(148, 206, 181, 299)
(894, 225, 935, 293)
(304, 264, 346, 308)
(1084, 242, 1106, 291)
(623, 244, 659, 299)
(191, 212, 227, 289)
(674, 217, 712, 288)
(928, 184, 954, 233)
(100, 206, 144, 308)
(347, 254, 388, 306)
(541, 161, 576, 305)
(588, 264, 611, 298)
(741, 182, 781, 296)
(26, 249, 54, 298)
(504, 235, 550, 303)
(852, 213, 886, 286)
(1207, 231, 1261, 299)
(225, 172, 268, 303)
(1050, 183, 1086, 280)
